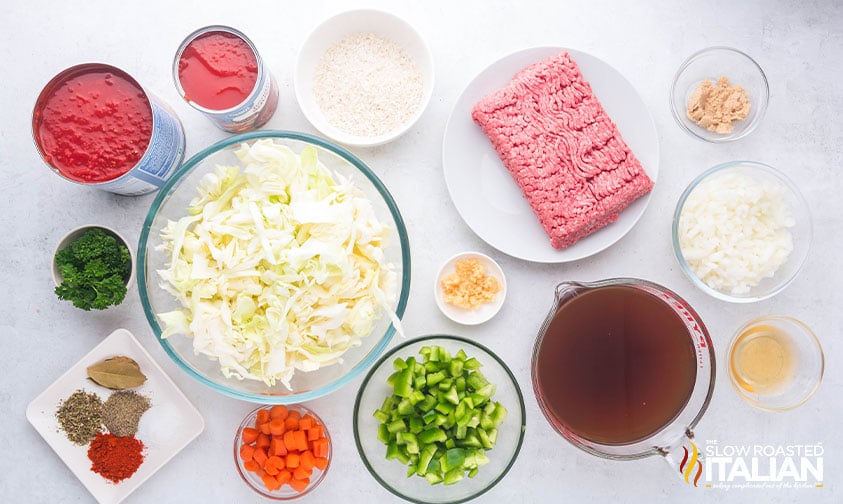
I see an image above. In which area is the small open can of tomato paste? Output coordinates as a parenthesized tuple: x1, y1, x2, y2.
(173, 25, 279, 133)
(32, 63, 186, 196)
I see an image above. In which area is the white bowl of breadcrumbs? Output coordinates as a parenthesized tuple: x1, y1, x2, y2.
(295, 9, 435, 147)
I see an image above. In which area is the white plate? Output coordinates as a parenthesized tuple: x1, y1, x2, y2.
(434, 251, 507, 325)
(26, 328, 204, 504)
(442, 47, 659, 263)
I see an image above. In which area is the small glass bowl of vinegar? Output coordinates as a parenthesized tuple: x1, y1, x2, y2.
(727, 316, 824, 412)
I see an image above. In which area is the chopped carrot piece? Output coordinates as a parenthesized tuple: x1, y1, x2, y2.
(259, 421, 272, 435)
(311, 437, 329, 458)
(283, 430, 297, 452)
(285, 452, 300, 469)
(276, 469, 292, 485)
(269, 419, 285, 436)
(261, 473, 280, 491)
(253, 447, 268, 467)
(293, 465, 311, 481)
(256, 433, 271, 449)
(241, 427, 259, 444)
(314, 456, 328, 471)
(289, 477, 309, 492)
(287, 409, 302, 422)
(299, 416, 314, 431)
(240, 443, 256, 462)
(269, 405, 289, 420)
(270, 437, 287, 457)
(284, 416, 299, 431)
(265, 456, 285, 476)
(294, 430, 308, 452)
(243, 459, 260, 472)
(307, 425, 324, 441)
(299, 450, 315, 471)
(256, 409, 270, 426)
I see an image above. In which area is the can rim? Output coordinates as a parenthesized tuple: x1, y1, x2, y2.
(172, 25, 266, 115)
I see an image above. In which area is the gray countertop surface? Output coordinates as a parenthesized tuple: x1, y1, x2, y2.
(2, 0, 840, 502)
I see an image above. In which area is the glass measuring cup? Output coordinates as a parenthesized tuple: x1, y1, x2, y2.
(531, 279, 715, 485)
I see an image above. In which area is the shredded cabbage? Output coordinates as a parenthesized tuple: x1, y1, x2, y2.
(156, 139, 399, 388)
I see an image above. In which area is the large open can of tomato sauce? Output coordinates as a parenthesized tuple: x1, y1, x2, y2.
(32, 63, 186, 196)
(173, 25, 279, 133)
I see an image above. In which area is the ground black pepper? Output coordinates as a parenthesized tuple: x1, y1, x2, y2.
(102, 390, 151, 437)
(56, 389, 103, 445)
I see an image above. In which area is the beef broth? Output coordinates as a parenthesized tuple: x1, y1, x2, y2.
(534, 285, 697, 445)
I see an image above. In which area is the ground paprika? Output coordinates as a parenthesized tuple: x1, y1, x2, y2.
(87, 432, 145, 483)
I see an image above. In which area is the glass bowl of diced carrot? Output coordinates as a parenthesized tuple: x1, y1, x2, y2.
(234, 404, 332, 499)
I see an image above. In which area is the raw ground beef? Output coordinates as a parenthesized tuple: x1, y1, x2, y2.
(471, 51, 653, 249)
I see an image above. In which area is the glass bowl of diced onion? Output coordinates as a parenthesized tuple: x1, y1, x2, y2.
(138, 131, 411, 403)
(672, 161, 812, 302)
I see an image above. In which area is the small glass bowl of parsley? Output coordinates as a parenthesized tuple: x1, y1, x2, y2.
(52, 225, 135, 311)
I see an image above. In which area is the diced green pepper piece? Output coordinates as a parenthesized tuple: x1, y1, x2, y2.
(449, 358, 464, 378)
(444, 467, 464, 485)
(466, 370, 489, 391)
(406, 464, 418, 478)
(393, 357, 408, 371)
(422, 409, 437, 425)
(468, 467, 479, 478)
(417, 394, 437, 413)
(455, 376, 466, 393)
(414, 375, 427, 390)
(444, 448, 466, 471)
(456, 349, 467, 361)
(394, 367, 414, 398)
(387, 418, 406, 434)
(397, 398, 414, 416)
(478, 427, 493, 449)
(418, 427, 447, 444)
(426, 370, 446, 387)
(416, 445, 435, 475)
(490, 402, 508, 427)
(437, 378, 453, 391)
(434, 401, 455, 415)
(377, 423, 390, 444)
(425, 472, 443, 485)
(444, 386, 460, 406)
(386, 441, 401, 460)
(464, 357, 481, 370)
(409, 416, 424, 434)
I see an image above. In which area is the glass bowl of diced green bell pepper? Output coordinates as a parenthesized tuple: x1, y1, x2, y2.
(352, 334, 526, 503)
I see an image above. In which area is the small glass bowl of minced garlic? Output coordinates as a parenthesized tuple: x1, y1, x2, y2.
(670, 46, 769, 142)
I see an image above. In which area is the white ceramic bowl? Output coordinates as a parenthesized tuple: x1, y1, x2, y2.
(434, 252, 506, 325)
(294, 9, 434, 147)
(52, 225, 136, 291)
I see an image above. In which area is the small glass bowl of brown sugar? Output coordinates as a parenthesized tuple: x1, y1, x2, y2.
(670, 46, 769, 142)
(434, 251, 507, 325)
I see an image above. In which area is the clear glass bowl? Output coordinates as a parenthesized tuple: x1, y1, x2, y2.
(670, 46, 769, 142)
(234, 404, 332, 499)
(138, 131, 411, 403)
(353, 335, 526, 503)
(727, 316, 823, 412)
(672, 161, 812, 303)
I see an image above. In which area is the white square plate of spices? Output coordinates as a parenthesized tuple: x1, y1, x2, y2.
(26, 328, 204, 504)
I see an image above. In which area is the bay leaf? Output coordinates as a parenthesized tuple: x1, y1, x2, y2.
(86, 356, 147, 389)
